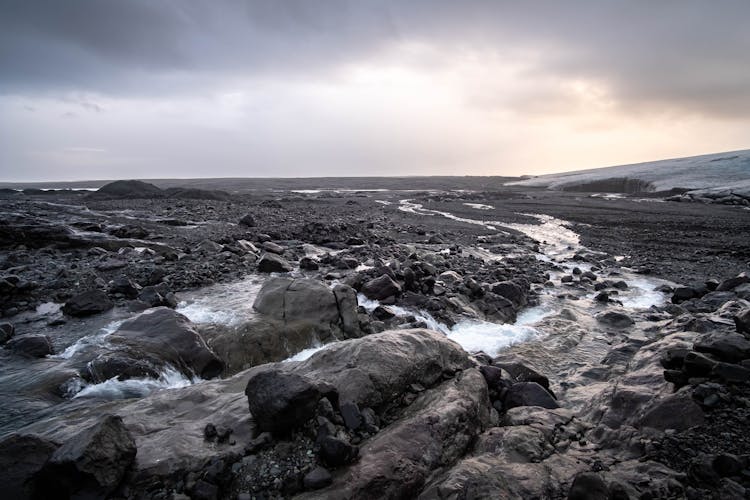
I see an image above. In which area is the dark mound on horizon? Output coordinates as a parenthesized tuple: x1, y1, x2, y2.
(88, 180, 230, 201)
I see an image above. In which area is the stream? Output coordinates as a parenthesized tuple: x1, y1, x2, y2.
(0, 200, 671, 436)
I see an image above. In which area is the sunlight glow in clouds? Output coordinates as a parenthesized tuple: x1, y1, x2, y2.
(1, 1, 749, 181)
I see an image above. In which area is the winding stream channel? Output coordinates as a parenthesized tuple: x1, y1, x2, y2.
(0, 200, 672, 435)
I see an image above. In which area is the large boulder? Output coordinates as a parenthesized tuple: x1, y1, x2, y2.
(36, 415, 136, 499)
(245, 371, 336, 434)
(490, 281, 527, 307)
(109, 308, 223, 379)
(254, 277, 340, 325)
(361, 274, 402, 301)
(62, 289, 114, 317)
(595, 310, 635, 328)
(257, 253, 293, 273)
(504, 382, 559, 410)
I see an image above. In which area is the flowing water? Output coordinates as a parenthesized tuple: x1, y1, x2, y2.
(0, 200, 672, 436)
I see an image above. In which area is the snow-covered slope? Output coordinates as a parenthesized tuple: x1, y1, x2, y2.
(507, 149, 750, 193)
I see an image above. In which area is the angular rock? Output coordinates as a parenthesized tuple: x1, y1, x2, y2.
(493, 361, 550, 391)
(0, 433, 58, 500)
(257, 253, 293, 273)
(734, 308, 750, 334)
(245, 370, 334, 434)
(299, 256, 319, 271)
(108, 275, 141, 299)
(639, 392, 704, 431)
(567, 472, 609, 500)
(490, 281, 527, 307)
(716, 273, 750, 292)
(62, 289, 114, 317)
(37, 415, 136, 498)
(504, 382, 559, 410)
(5, 334, 54, 358)
(340, 401, 362, 430)
(361, 274, 402, 301)
(694, 332, 750, 363)
(261, 241, 285, 255)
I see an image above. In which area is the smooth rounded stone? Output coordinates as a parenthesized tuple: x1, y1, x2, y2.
(238, 214, 256, 227)
(36, 415, 136, 499)
(0, 321, 16, 344)
(62, 289, 114, 317)
(638, 392, 704, 432)
(303, 466, 332, 490)
(734, 308, 750, 334)
(245, 370, 334, 434)
(5, 334, 54, 357)
(567, 472, 609, 500)
(504, 382, 559, 410)
(299, 256, 319, 270)
(561, 275, 574, 283)
(261, 241, 285, 255)
(110, 307, 223, 379)
(360, 274, 402, 301)
(319, 436, 358, 467)
(694, 332, 750, 363)
(595, 310, 635, 328)
(257, 253, 293, 273)
(0, 433, 59, 499)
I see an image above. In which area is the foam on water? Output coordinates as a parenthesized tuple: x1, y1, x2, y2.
(447, 320, 541, 356)
(73, 365, 196, 400)
(464, 203, 494, 210)
(284, 343, 327, 362)
(619, 277, 668, 309)
(54, 319, 124, 359)
(176, 276, 263, 326)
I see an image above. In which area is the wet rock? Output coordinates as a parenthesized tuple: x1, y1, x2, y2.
(332, 284, 361, 337)
(716, 273, 750, 292)
(504, 382, 559, 410)
(238, 214, 256, 227)
(694, 332, 750, 363)
(62, 289, 114, 317)
(5, 334, 54, 357)
(245, 370, 334, 434)
(0, 433, 58, 499)
(257, 253, 293, 273)
(137, 283, 178, 308)
(361, 274, 402, 301)
(303, 466, 332, 490)
(683, 351, 717, 377)
(0, 321, 15, 344)
(567, 472, 609, 500)
(110, 307, 223, 379)
(712, 362, 750, 383)
(373, 305, 396, 320)
(85, 353, 160, 382)
(672, 286, 697, 304)
(37, 415, 136, 499)
(595, 310, 635, 328)
(319, 436, 358, 467)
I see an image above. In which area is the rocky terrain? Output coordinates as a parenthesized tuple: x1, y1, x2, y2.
(0, 178, 749, 499)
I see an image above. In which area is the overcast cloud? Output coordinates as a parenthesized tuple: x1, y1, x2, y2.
(1, 0, 749, 181)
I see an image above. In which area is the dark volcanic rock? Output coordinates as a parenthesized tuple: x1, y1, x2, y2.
(261, 241, 285, 254)
(595, 310, 635, 328)
(62, 289, 114, 317)
(639, 392, 704, 431)
(238, 214, 256, 227)
(0, 433, 58, 499)
(361, 274, 402, 300)
(245, 371, 333, 434)
(5, 334, 54, 357)
(319, 436, 358, 467)
(735, 308, 750, 334)
(109, 307, 223, 379)
(253, 277, 352, 329)
(694, 332, 750, 363)
(494, 361, 550, 391)
(37, 415, 136, 498)
(504, 382, 559, 410)
(85, 353, 160, 383)
(491, 280, 527, 307)
(303, 466, 332, 490)
(567, 472, 609, 500)
(257, 253, 293, 273)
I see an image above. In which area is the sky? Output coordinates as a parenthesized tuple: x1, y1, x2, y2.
(1, 1, 749, 182)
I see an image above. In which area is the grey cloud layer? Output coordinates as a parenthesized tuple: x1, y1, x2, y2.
(2, 0, 750, 116)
